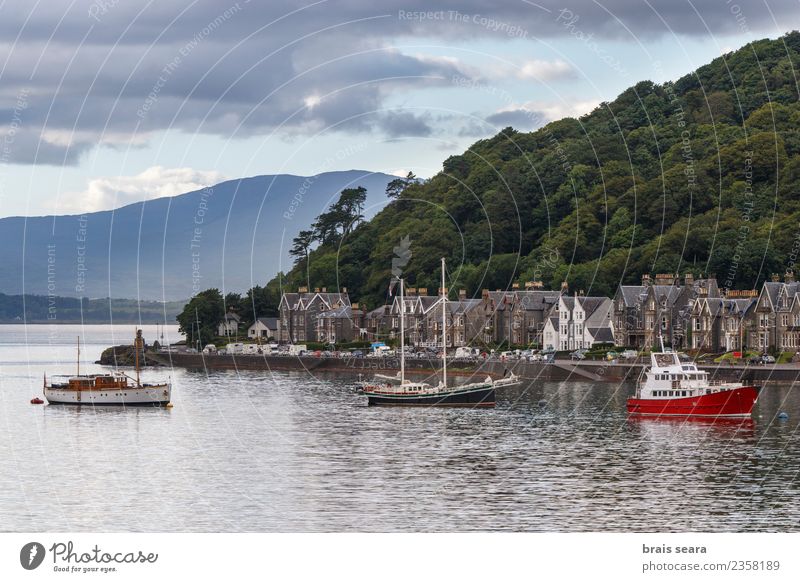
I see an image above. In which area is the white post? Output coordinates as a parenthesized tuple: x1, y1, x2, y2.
(400, 278, 405, 385)
(441, 257, 447, 389)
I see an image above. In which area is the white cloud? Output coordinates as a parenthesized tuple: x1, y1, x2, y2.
(515, 59, 575, 81)
(54, 166, 227, 214)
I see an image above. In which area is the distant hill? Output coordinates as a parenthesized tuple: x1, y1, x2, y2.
(270, 32, 800, 306)
(0, 292, 185, 324)
(0, 170, 395, 300)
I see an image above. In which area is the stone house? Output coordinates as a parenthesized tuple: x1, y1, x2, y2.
(315, 304, 365, 344)
(277, 287, 351, 343)
(475, 283, 562, 347)
(688, 294, 756, 352)
(743, 274, 800, 352)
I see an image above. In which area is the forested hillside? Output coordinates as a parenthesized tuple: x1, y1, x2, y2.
(268, 32, 800, 308)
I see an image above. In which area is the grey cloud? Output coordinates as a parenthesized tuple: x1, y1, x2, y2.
(485, 109, 547, 130)
(0, 0, 796, 164)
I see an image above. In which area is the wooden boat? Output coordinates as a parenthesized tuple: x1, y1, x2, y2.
(44, 330, 171, 407)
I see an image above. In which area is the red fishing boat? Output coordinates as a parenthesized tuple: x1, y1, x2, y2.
(627, 341, 758, 418)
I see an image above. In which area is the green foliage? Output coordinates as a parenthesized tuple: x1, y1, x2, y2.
(253, 32, 800, 307)
(176, 288, 224, 348)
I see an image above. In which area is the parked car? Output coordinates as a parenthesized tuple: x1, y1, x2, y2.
(570, 349, 586, 360)
(761, 354, 776, 364)
(620, 349, 638, 360)
(605, 350, 619, 361)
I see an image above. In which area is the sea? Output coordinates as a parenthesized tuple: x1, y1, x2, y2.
(1, 324, 799, 532)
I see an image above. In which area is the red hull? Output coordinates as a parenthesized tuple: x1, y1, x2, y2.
(627, 386, 759, 417)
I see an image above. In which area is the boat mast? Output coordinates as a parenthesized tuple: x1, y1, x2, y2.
(399, 277, 405, 385)
(441, 257, 447, 388)
(134, 329, 142, 386)
(76, 336, 80, 376)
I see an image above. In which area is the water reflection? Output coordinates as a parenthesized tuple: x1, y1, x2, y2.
(1, 325, 799, 531)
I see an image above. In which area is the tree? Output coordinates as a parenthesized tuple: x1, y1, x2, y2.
(385, 172, 416, 199)
(176, 288, 224, 349)
(290, 229, 314, 262)
(312, 186, 368, 244)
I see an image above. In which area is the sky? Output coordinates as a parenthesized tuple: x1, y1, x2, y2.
(0, 0, 798, 218)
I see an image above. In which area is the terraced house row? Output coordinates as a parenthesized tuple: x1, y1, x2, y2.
(273, 273, 800, 354)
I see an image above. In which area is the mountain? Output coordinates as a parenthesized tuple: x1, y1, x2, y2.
(270, 32, 800, 308)
(0, 293, 185, 324)
(0, 170, 395, 301)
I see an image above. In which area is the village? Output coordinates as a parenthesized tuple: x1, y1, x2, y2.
(211, 271, 800, 362)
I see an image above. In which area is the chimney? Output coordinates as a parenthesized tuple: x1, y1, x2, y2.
(512, 283, 520, 290)
(642, 273, 651, 286)
(342, 287, 347, 293)
(579, 289, 585, 296)
(482, 289, 490, 299)
(684, 272, 694, 286)
(560, 281, 569, 293)
(299, 286, 308, 293)
(786, 270, 795, 283)
(408, 287, 417, 296)
(314, 287, 320, 293)
(459, 289, 467, 300)
(418, 287, 428, 296)
(524, 281, 534, 290)
(321, 287, 327, 293)
(772, 273, 780, 282)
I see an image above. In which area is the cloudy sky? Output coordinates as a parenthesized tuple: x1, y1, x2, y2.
(0, 0, 798, 217)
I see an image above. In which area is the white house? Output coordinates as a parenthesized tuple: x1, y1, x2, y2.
(248, 317, 278, 340)
(545, 294, 614, 351)
(218, 311, 242, 337)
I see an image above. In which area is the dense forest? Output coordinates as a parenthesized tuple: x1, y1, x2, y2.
(209, 32, 800, 320)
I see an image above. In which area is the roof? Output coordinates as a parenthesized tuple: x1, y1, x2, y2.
(588, 327, 614, 343)
(577, 296, 608, 318)
(280, 291, 350, 310)
(223, 312, 241, 322)
(253, 317, 278, 329)
(366, 306, 387, 318)
(618, 285, 647, 307)
(650, 284, 682, 306)
(446, 298, 482, 314)
(317, 305, 353, 319)
(513, 290, 561, 310)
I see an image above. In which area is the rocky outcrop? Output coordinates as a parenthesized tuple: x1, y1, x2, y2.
(96, 345, 161, 367)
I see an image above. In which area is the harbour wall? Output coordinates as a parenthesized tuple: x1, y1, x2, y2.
(147, 352, 800, 384)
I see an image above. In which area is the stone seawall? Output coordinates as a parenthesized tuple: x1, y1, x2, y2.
(145, 352, 800, 384)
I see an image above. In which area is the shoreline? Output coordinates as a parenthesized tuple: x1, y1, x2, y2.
(143, 351, 800, 385)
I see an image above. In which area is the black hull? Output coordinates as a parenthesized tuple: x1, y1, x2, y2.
(367, 385, 495, 407)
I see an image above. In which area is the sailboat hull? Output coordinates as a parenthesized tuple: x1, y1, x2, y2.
(366, 384, 495, 407)
(44, 384, 171, 406)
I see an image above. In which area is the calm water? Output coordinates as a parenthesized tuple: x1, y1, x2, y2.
(1, 324, 799, 532)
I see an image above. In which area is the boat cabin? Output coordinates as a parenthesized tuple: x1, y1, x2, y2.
(638, 351, 729, 398)
(60, 374, 129, 390)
